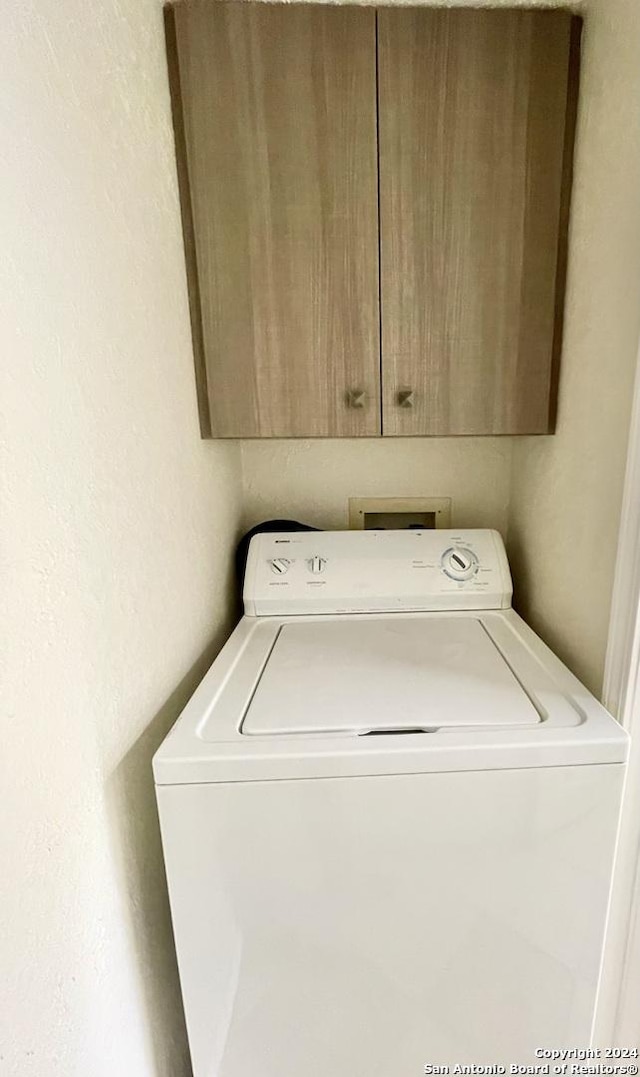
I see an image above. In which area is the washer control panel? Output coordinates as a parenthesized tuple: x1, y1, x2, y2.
(245, 529, 512, 616)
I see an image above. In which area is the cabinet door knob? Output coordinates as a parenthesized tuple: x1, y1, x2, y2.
(397, 389, 414, 408)
(347, 388, 366, 409)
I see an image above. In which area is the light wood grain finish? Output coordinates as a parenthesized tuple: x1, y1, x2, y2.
(173, 4, 380, 438)
(165, 8, 211, 437)
(378, 9, 576, 436)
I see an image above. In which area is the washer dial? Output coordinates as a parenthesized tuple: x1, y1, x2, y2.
(269, 558, 291, 575)
(441, 546, 478, 581)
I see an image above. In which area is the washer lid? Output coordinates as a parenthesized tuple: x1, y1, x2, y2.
(242, 617, 541, 735)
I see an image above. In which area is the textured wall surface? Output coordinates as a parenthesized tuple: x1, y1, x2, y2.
(241, 438, 513, 533)
(507, 0, 640, 696)
(1, 0, 242, 1073)
(3, 0, 640, 1075)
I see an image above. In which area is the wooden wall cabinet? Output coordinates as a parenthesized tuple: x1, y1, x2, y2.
(167, 5, 579, 439)
(168, 5, 380, 438)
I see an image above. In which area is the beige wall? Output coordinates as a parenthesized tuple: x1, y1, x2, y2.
(241, 438, 513, 533)
(4, 0, 640, 1076)
(507, 0, 640, 697)
(2, 0, 242, 1073)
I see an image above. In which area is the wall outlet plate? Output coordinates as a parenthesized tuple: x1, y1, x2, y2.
(348, 497, 452, 530)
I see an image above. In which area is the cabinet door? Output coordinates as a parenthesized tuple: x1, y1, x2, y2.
(170, 5, 380, 438)
(378, 10, 577, 436)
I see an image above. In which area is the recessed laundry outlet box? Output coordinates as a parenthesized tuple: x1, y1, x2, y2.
(348, 496, 451, 530)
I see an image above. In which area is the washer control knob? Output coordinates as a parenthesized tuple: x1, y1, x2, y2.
(269, 558, 291, 575)
(308, 556, 327, 575)
(441, 547, 478, 581)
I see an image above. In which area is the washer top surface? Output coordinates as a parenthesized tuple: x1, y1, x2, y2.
(153, 530, 629, 784)
(242, 617, 540, 735)
(153, 608, 628, 784)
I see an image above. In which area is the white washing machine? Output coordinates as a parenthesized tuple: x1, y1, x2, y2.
(154, 529, 628, 1076)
